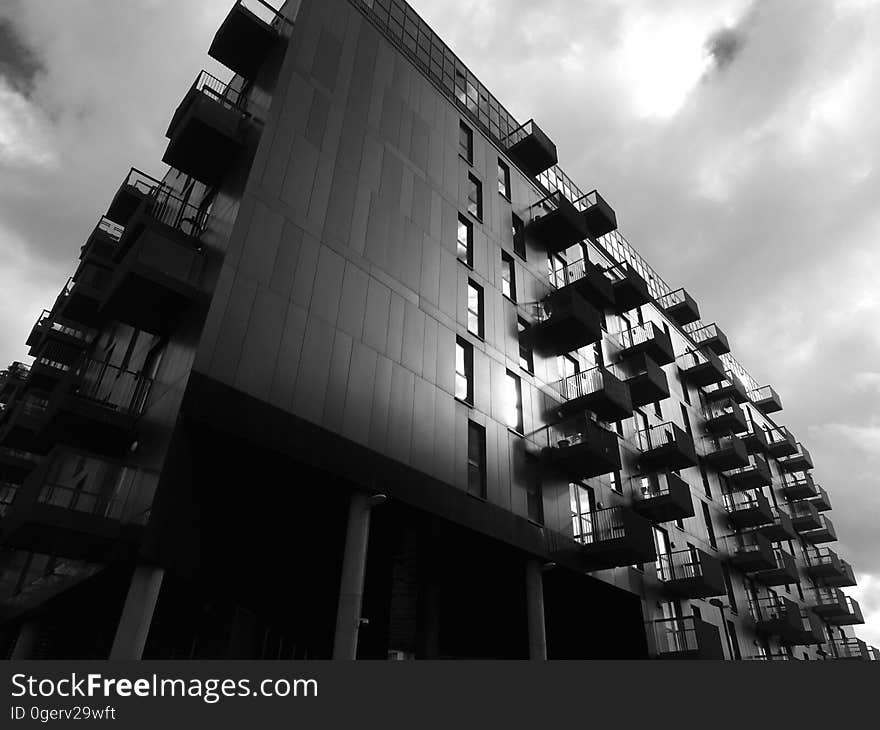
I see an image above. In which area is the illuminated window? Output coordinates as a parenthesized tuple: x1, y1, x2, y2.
(455, 337, 473, 404)
(501, 251, 516, 301)
(457, 214, 473, 266)
(497, 158, 510, 199)
(467, 421, 486, 498)
(467, 174, 482, 219)
(467, 280, 483, 338)
(504, 370, 523, 432)
(511, 214, 526, 259)
(459, 121, 473, 163)
(517, 318, 533, 372)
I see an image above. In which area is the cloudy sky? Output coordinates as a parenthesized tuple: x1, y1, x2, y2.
(1, 0, 879, 648)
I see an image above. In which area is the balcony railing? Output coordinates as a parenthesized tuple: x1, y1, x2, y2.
(576, 505, 655, 569)
(572, 189, 618, 240)
(780, 473, 818, 500)
(725, 531, 775, 573)
(676, 348, 725, 386)
(209, 0, 291, 80)
(752, 546, 799, 586)
(800, 514, 836, 545)
(550, 366, 632, 422)
(634, 421, 697, 471)
(750, 385, 783, 414)
(526, 190, 588, 254)
(750, 594, 802, 639)
(688, 323, 730, 355)
(648, 616, 725, 660)
(724, 453, 772, 490)
(520, 290, 602, 355)
(725, 489, 773, 528)
(757, 505, 798, 542)
(827, 638, 869, 660)
(811, 587, 848, 616)
(657, 548, 726, 598)
(789, 500, 822, 532)
(703, 434, 749, 470)
(612, 353, 669, 408)
(603, 262, 651, 312)
(777, 442, 813, 472)
(765, 425, 798, 457)
(826, 595, 864, 626)
(703, 398, 748, 435)
(536, 418, 621, 479)
(631, 471, 695, 523)
(656, 288, 700, 327)
(503, 119, 559, 177)
(546, 256, 615, 309)
(613, 321, 675, 366)
(807, 484, 832, 511)
(72, 359, 153, 417)
(702, 370, 748, 404)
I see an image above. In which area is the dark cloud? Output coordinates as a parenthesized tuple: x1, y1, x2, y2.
(706, 26, 746, 70)
(0, 18, 42, 93)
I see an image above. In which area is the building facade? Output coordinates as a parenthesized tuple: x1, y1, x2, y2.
(0, 0, 875, 661)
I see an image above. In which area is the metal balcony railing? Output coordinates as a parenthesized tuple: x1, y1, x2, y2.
(236, 0, 288, 27)
(74, 359, 153, 417)
(656, 549, 709, 583)
(31, 310, 96, 346)
(572, 505, 629, 547)
(634, 421, 685, 453)
(117, 168, 209, 241)
(648, 616, 721, 658)
(551, 366, 608, 404)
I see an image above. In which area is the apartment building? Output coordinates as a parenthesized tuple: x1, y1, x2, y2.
(0, 0, 875, 661)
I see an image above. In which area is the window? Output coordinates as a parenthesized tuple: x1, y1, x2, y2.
(727, 621, 742, 660)
(701, 502, 717, 549)
(501, 251, 516, 301)
(681, 378, 691, 405)
(459, 121, 473, 163)
(455, 337, 473, 404)
(467, 280, 483, 338)
(526, 473, 543, 524)
(653, 526, 671, 581)
(653, 401, 662, 418)
(548, 254, 566, 289)
(569, 483, 594, 544)
(467, 173, 482, 219)
(504, 370, 523, 433)
(699, 459, 712, 498)
(511, 214, 526, 259)
(723, 564, 738, 613)
(467, 421, 486, 498)
(497, 158, 511, 199)
(680, 404, 692, 436)
(610, 470, 622, 494)
(517, 318, 533, 372)
(457, 214, 473, 266)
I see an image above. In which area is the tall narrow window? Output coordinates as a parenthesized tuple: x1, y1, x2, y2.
(517, 318, 533, 373)
(558, 354, 579, 380)
(701, 502, 717, 549)
(722, 564, 738, 613)
(467, 173, 483, 220)
(699, 459, 712, 498)
(501, 251, 516, 301)
(526, 473, 543, 524)
(457, 214, 473, 266)
(497, 158, 511, 199)
(727, 621, 742, 660)
(455, 337, 473, 404)
(467, 420, 486, 498)
(467, 280, 483, 338)
(459, 121, 473, 163)
(680, 404, 692, 436)
(504, 370, 523, 433)
(511, 214, 526, 259)
(681, 378, 691, 405)
(548, 254, 566, 289)
(569, 483, 594, 543)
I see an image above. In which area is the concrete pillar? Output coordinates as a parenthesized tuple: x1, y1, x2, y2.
(109, 564, 164, 660)
(10, 619, 40, 660)
(525, 559, 547, 660)
(333, 491, 380, 660)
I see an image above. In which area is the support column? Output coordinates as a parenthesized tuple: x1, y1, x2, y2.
(525, 559, 547, 660)
(333, 492, 383, 660)
(10, 620, 41, 660)
(109, 564, 164, 660)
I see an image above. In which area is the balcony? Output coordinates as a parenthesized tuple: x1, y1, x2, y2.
(106, 168, 167, 226)
(522, 290, 602, 356)
(635, 422, 697, 471)
(649, 617, 725, 660)
(804, 547, 856, 587)
(704, 434, 749, 470)
(605, 262, 651, 313)
(551, 366, 632, 422)
(807, 484, 832, 512)
(725, 454, 772, 490)
(765, 426, 798, 458)
(750, 385, 783, 414)
(677, 349, 726, 387)
(725, 531, 776, 573)
(656, 288, 700, 327)
(777, 443, 813, 472)
(657, 548, 726, 599)
(577, 505, 656, 570)
(539, 417, 621, 479)
(526, 190, 588, 254)
(811, 587, 848, 618)
(26, 311, 97, 391)
(789, 610, 827, 646)
(549, 257, 615, 310)
(615, 322, 675, 367)
(615, 354, 669, 408)
(631, 471, 695, 523)
(757, 506, 798, 542)
(752, 547, 799, 586)
(789, 500, 822, 532)
(747, 653, 799, 661)
(751, 595, 804, 641)
(54, 266, 112, 327)
(741, 421, 769, 457)
(504, 119, 558, 177)
(39, 359, 153, 455)
(0, 446, 40, 484)
(573, 190, 618, 240)
(688, 323, 730, 356)
(80, 217, 124, 268)
(828, 638, 870, 660)
(826, 596, 864, 626)
(871, 647, 880, 662)
(163, 70, 250, 185)
(0, 394, 49, 451)
(209, 0, 288, 80)
(101, 174, 206, 336)
(703, 399, 748, 435)
(800, 515, 837, 545)
(0, 446, 156, 561)
(780, 473, 817, 500)
(702, 370, 749, 404)
(726, 490, 774, 529)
